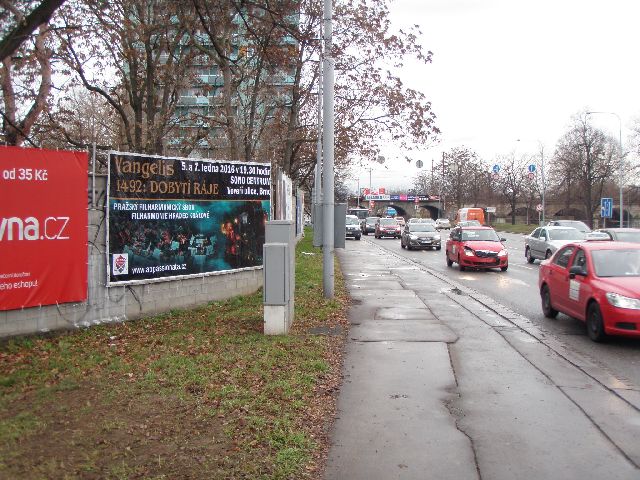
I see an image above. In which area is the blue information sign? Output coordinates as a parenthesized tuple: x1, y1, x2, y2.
(528, 164, 536, 173)
(492, 164, 500, 174)
(601, 198, 613, 218)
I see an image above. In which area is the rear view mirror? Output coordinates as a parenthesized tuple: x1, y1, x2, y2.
(569, 265, 586, 278)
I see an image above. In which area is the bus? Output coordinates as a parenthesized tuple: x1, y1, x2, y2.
(347, 207, 369, 221)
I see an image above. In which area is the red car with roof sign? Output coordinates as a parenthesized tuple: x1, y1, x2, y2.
(445, 226, 508, 272)
(538, 241, 640, 342)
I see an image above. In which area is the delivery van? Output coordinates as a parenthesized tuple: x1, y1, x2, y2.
(454, 208, 485, 226)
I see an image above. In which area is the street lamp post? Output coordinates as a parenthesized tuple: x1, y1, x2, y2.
(586, 111, 624, 227)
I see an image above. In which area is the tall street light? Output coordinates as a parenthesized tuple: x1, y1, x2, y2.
(322, 0, 335, 297)
(586, 111, 624, 227)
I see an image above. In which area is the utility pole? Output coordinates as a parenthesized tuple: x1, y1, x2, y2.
(322, 0, 335, 298)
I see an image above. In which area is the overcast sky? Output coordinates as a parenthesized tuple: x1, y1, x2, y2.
(354, 0, 640, 192)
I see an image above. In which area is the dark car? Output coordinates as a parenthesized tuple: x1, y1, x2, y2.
(362, 216, 379, 235)
(539, 241, 640, 342)
(375, 217, 401, 239)
(547, 220, 591, 233)
(401, 223, 441, 250)
(596, 228, 640, 243)
(445, 226, 508, 271)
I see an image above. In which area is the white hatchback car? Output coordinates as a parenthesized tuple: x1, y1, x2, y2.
(435, 218, 451, 230)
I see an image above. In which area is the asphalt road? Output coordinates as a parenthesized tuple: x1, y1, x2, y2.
(360, 229, 640, 388)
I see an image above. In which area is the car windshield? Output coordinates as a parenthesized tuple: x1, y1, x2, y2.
(346, 217, 359, 225)
(591, 249, 640, 277)
(613, 231, 640, 243)
(380, 218, 396, 226)
(461, 229, 500, 241)
(548, 228, 586, 241)
(410, 224, 436, 232)
(554, 221, 591, 232)
(366, 217, 378, 225)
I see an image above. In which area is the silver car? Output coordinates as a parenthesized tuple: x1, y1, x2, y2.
(595, 227, 640, 243)
(435, 218, 451, 230)
(401, 222, 441, 250)
(524, 226, 586, 263)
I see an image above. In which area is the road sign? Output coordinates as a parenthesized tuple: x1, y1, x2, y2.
(528, 172, 535, 180)
(492, 164, 500, 174)
(492, 173, 500, 180)
(601, 198, 613, 218)
(536, 204, 543, 212)
(528, 164, 536, 173)
(416, 160, 424, 168)
(486, 207, 496, 213)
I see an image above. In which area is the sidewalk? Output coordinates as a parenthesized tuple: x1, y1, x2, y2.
(324, 239, 640, 480)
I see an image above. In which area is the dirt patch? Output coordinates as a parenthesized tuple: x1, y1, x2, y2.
(2, 382, 235, 479)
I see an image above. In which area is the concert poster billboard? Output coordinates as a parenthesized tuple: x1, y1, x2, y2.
(107, 152, 271, 285)
(0, 146, 88, 311)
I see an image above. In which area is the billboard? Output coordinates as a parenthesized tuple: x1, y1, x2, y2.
(0, 146, 88, 311)
(107, 152, 271, 285)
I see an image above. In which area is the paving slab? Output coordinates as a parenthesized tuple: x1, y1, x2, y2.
(324, 341, 477, 480)
(349, 320, 458, 343)
(374, 307, 437, 321)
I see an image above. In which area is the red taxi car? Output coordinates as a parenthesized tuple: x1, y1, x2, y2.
(538, 241, 640, 342)
(445, 226, 508, 272)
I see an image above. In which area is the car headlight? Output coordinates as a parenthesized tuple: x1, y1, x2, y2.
(606, 292, 640, 310)
(464, 247, 475, 256)
(409, 235, 418, 240)
(498, 249, 507, 257)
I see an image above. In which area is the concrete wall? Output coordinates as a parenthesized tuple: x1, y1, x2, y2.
(0, 175, 263, 338)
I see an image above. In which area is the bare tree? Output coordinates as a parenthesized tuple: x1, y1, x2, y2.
(550, 112, 618, 227)
(57, 0, 201, 155)
(441, 146, 484, 210)
(0, 0, 72, 145)
(494, 152, 528, 225)
(35, 87, 118, 154)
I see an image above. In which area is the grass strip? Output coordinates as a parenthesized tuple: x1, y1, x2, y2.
(0, 227, 348, 479)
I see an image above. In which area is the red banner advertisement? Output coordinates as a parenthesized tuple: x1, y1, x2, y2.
(0, 146, 88, 311)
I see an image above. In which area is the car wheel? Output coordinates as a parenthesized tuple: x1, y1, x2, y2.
(541, 284, 558, 319)
(545, 250, 552, 259)
(356, 235, 361, 241)
(586, 302, 607, 342)
(458, 256, 465, 271)
(407, 244, 412, 251)
(436, 246, 441, 251)
(364, 231, 368, 236)
(446, 254, 453, 267)
(500, 265, 508, 271)
(526, 247, 535, 264)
